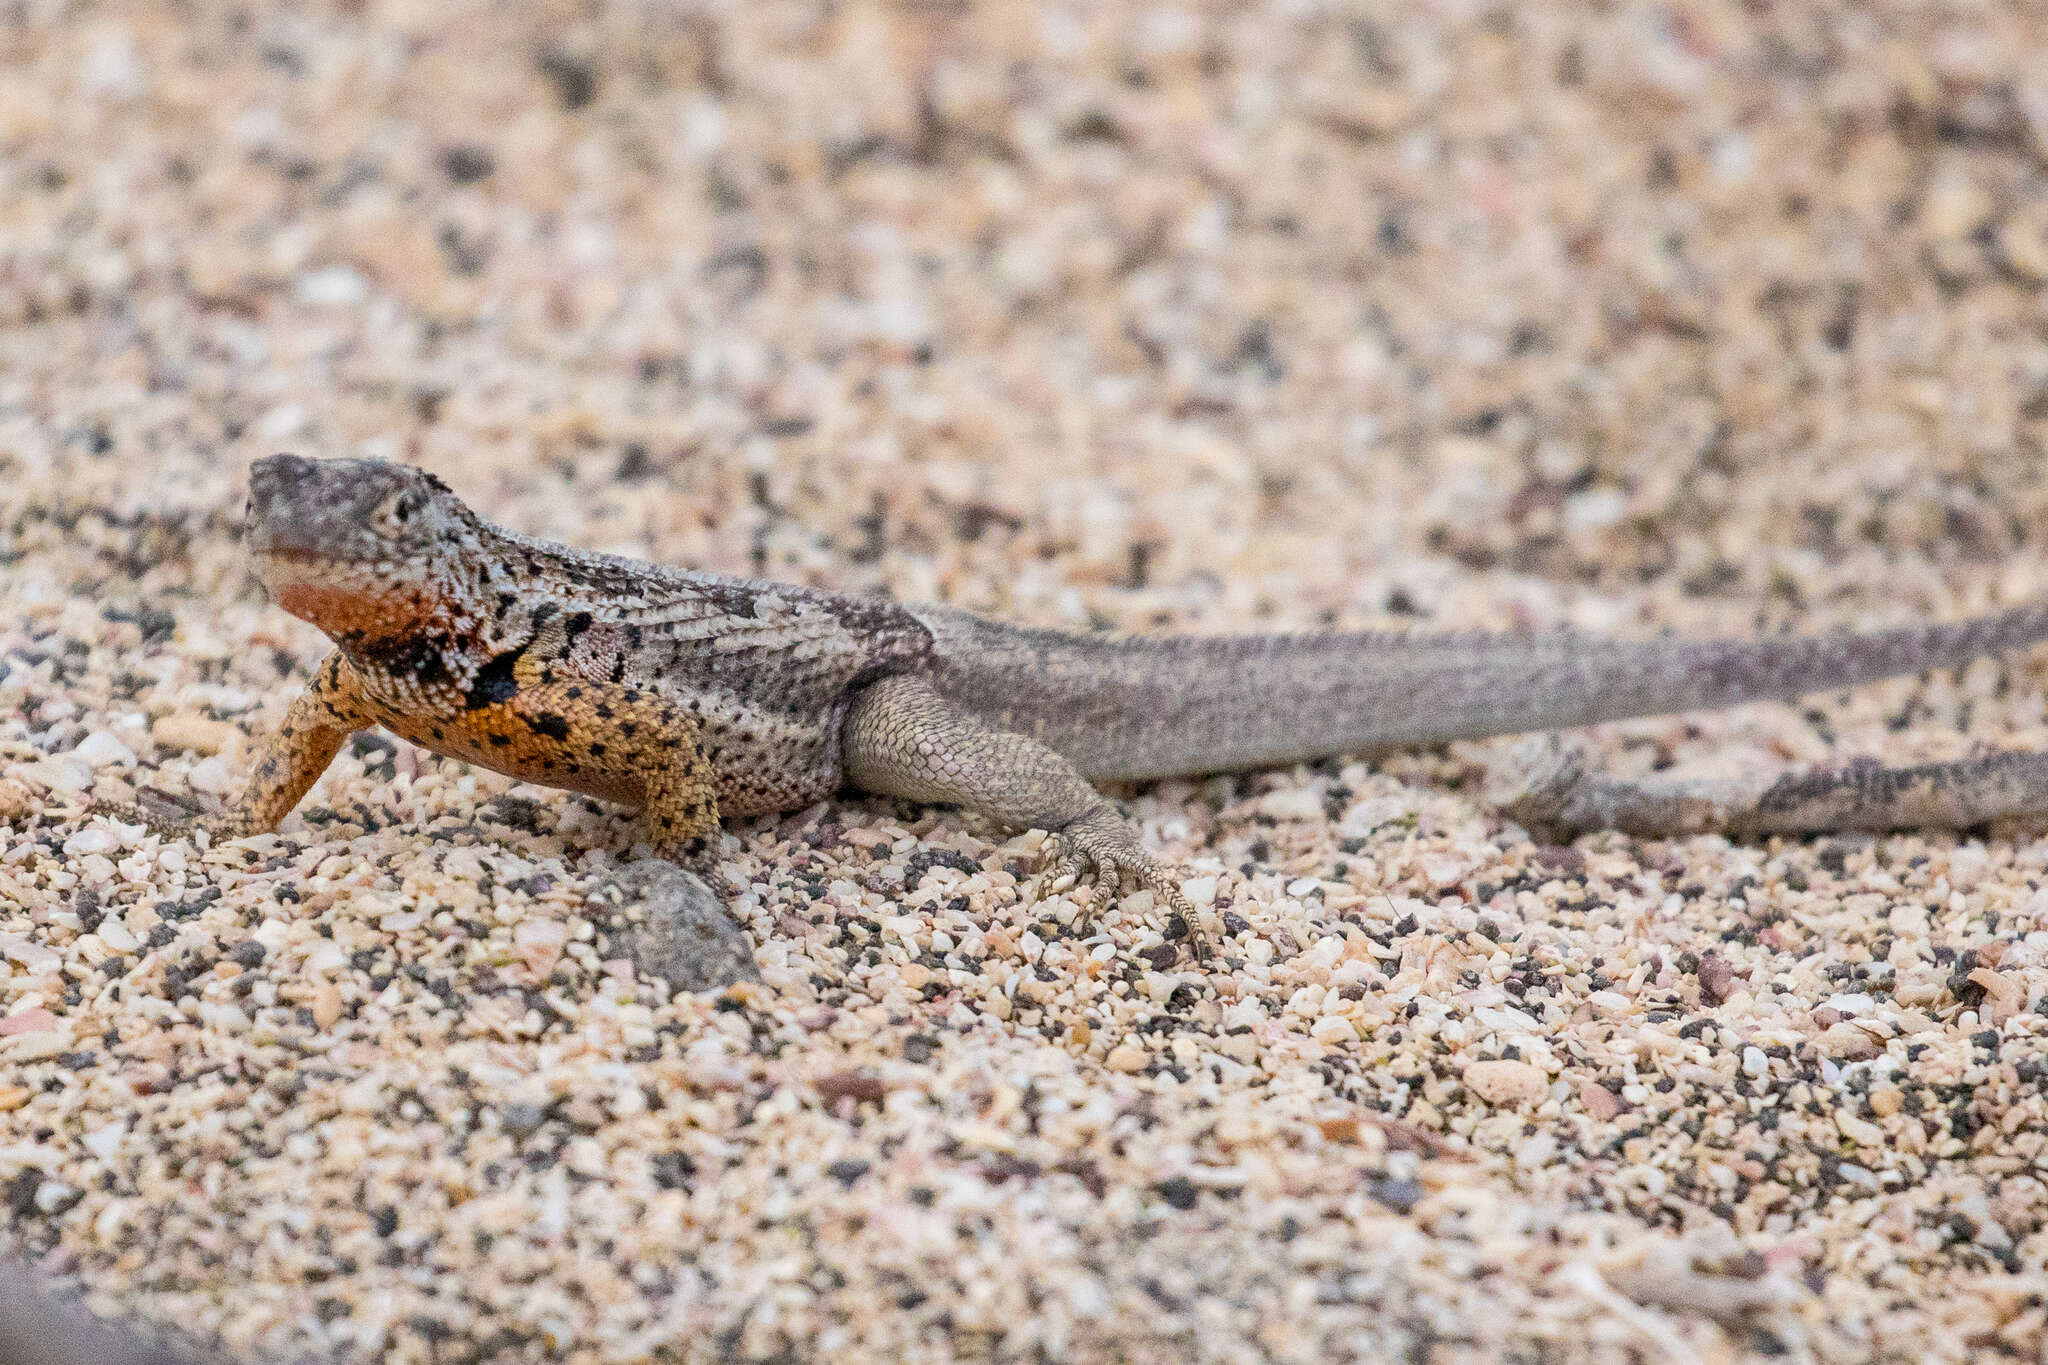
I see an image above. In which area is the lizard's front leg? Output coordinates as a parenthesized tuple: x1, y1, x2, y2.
(447, 638, 757, 992)
(842, 674, 1209, 962)
(92, 651, 372, 840)
(468, 628, 728, 869)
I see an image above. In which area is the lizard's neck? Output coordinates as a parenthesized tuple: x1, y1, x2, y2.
(303, 531, 516, 707)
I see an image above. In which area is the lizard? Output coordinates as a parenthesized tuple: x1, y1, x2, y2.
(80, 453, 2048, 978)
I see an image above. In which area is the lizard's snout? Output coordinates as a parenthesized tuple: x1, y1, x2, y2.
(246, 452, 361, 560)
(247, 453, 317, 522)
(247, 454, 315, 558)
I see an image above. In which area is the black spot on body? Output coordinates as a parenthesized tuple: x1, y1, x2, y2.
(566, 611, 593, 638)
(466, 646, 525, 709)
(528, 713, 571, 741)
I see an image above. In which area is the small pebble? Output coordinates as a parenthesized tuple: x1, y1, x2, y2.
(71, 731, 136, 769)
(1463, 1059, 1546, 1106)
(0, 9, 2042, 1362)
(1104, 1043, 1149, 1074)
(151, 714, 235, 755)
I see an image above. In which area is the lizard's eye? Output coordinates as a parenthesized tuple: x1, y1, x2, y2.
(378, 492, 422, 534)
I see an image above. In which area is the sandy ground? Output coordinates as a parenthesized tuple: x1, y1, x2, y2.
(4, 2, 2048, 1361)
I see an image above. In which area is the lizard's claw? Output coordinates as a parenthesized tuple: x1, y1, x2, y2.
(1045, 843, 1093, 893)
(1043, 807, 1211, 964)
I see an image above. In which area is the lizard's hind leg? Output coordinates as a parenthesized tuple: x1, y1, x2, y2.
(842, 674, 1210, 961)
(1488, 734, 2048, 837)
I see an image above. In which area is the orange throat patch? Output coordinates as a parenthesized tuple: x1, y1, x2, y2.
(269, 577, 444, 640)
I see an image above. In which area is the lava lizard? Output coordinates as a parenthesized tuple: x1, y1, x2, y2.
(82, 454, 2048, 977)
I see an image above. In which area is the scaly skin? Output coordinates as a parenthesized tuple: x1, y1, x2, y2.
(94, 455, 1204, 966)
(85, 455, 2048, 978)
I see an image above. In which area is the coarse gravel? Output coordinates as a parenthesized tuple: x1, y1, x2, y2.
(3, 3, 2048, 1362)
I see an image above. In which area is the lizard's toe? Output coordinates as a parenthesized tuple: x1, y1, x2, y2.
(1041, 810, 1211, 965)
(1044, 839, 1093, 893)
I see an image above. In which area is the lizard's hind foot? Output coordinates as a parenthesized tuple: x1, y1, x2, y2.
(1044, 807, 1211, 964)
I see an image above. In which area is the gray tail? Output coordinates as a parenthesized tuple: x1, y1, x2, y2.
(910, 601, 2048, 782)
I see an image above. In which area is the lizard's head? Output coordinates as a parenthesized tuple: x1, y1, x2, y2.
(247, 454, 479, 636)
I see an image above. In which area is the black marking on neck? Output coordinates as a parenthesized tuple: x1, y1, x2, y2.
(466, 642, 526, 709)
(347, 630, 455, 689)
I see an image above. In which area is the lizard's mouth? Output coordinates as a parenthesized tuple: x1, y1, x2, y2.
(246, 515, 359, 564)
(251, 541, 326, 565)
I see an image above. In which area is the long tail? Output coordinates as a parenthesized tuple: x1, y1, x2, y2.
(910, 601, 2048, 782)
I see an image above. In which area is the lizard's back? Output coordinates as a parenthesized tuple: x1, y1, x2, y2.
(441, 531, 938, 815)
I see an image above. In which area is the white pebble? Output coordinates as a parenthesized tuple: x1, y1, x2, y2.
(295, 265, 369, 306)
(1310, 1015, 1356, 1044)
(18, 756, 92, 793)
(256, 403, 309, 442)
(0, 935, 59, 971)
(82, 1120, 126, 1162)
(7, 1034, 65, 1060)
(1104, 1042, 1148, 1073)
(63, 827, 120, 856)
(1339, 795, 1415, 837)
(1464, 1058, 1546, 1105)
(305, 942, 347, 973)
(32, 1181, 78, 1214)
(72, 730, 136, 768)
(1564, 487, 1628, 532)
(1257, 789, 1324, 821)
(1742, 1046, 1768, 1078)
(186, 757, 236, 796)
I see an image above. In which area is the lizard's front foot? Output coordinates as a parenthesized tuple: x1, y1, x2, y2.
(594, 859, 760, 994)
(84, 788, 238, 842)
(1044, 807, 1211, 963)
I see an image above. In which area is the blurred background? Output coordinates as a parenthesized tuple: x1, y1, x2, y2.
(6, 2, 2048, 1361)
(7, 0, 2048, 635)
